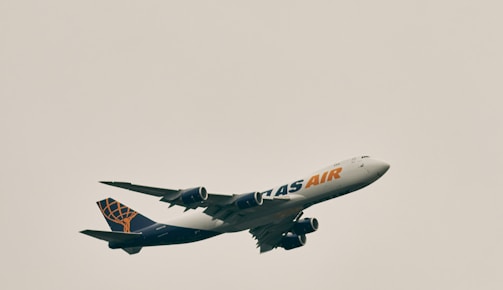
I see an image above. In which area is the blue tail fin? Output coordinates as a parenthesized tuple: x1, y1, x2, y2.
(97, 198, 156, 232)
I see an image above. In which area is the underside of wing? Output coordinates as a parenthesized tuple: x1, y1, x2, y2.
(100, 181, 291, 221)
(249, 211, 303, 253)
(100, 182, 181, 199)
(100, 181, 235, 209)
(203, 195, 291, 221)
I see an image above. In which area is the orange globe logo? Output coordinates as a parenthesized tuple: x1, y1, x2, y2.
(98, 199, 138, 232)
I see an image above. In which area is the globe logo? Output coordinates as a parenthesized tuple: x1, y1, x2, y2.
(98, 199, 138, 232)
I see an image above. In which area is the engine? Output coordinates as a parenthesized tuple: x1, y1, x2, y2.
(281, 233, 306, 250)
(180, 187, 208, 205)
(235, 192, 263, 209)
(292, 218, 319, 235)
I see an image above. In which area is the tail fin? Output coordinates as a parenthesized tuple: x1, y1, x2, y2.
(97, 198, 156, 232)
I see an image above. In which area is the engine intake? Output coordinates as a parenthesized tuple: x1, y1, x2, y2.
(292, 218, 319, 235)
(235, 192, 263, 209)
(281, 233, 306, 250)
(180, 187, 208, 205)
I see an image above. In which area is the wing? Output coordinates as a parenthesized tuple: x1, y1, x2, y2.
(100, 181, 179, 198)
(100, 181, 235, 209)
(100, 181, 291, 221)
(249, 211, 303, 253)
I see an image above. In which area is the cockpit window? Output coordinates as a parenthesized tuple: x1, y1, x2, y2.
(362, 156, 370, 158)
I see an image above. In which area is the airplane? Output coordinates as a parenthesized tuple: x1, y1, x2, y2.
(81, 155, 390, 254)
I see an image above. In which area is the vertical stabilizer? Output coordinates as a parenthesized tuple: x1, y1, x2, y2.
(97, 198, 156, 232)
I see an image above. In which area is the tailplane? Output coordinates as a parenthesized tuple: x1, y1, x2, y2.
(80, 198, 157, 255)
(97, 198, 156, 232)
(80, 230, 143, 254)
(80, 229, 141, 243)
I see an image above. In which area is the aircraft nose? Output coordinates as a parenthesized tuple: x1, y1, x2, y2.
(365, 159, 390, 178)
(379, 161, 390, 174)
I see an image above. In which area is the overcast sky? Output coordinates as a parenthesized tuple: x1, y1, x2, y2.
(1, 1, 502, 289)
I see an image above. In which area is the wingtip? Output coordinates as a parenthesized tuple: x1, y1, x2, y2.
(100, 181, 131, 186)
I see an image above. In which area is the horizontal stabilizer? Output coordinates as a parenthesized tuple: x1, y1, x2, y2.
(80, 229, 142, 243)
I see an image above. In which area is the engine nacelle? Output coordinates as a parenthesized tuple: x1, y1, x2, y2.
(281, 233, 306, 250)
(180, 187, 208, 205)
(292, 218, 319, 235)
(235, 192, 263, 209)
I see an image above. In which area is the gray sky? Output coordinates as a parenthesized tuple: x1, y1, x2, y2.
(1, 1, 502, 289)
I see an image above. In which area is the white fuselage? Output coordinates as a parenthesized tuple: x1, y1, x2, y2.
(165, 156, 390, 233)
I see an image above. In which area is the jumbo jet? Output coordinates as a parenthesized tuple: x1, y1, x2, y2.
(81, 156, 389, 254)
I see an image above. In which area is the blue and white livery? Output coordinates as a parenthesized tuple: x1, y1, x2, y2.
(81, 156, 390, 254)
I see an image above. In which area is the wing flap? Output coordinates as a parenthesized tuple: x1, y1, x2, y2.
(249, 210, 303, 253)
